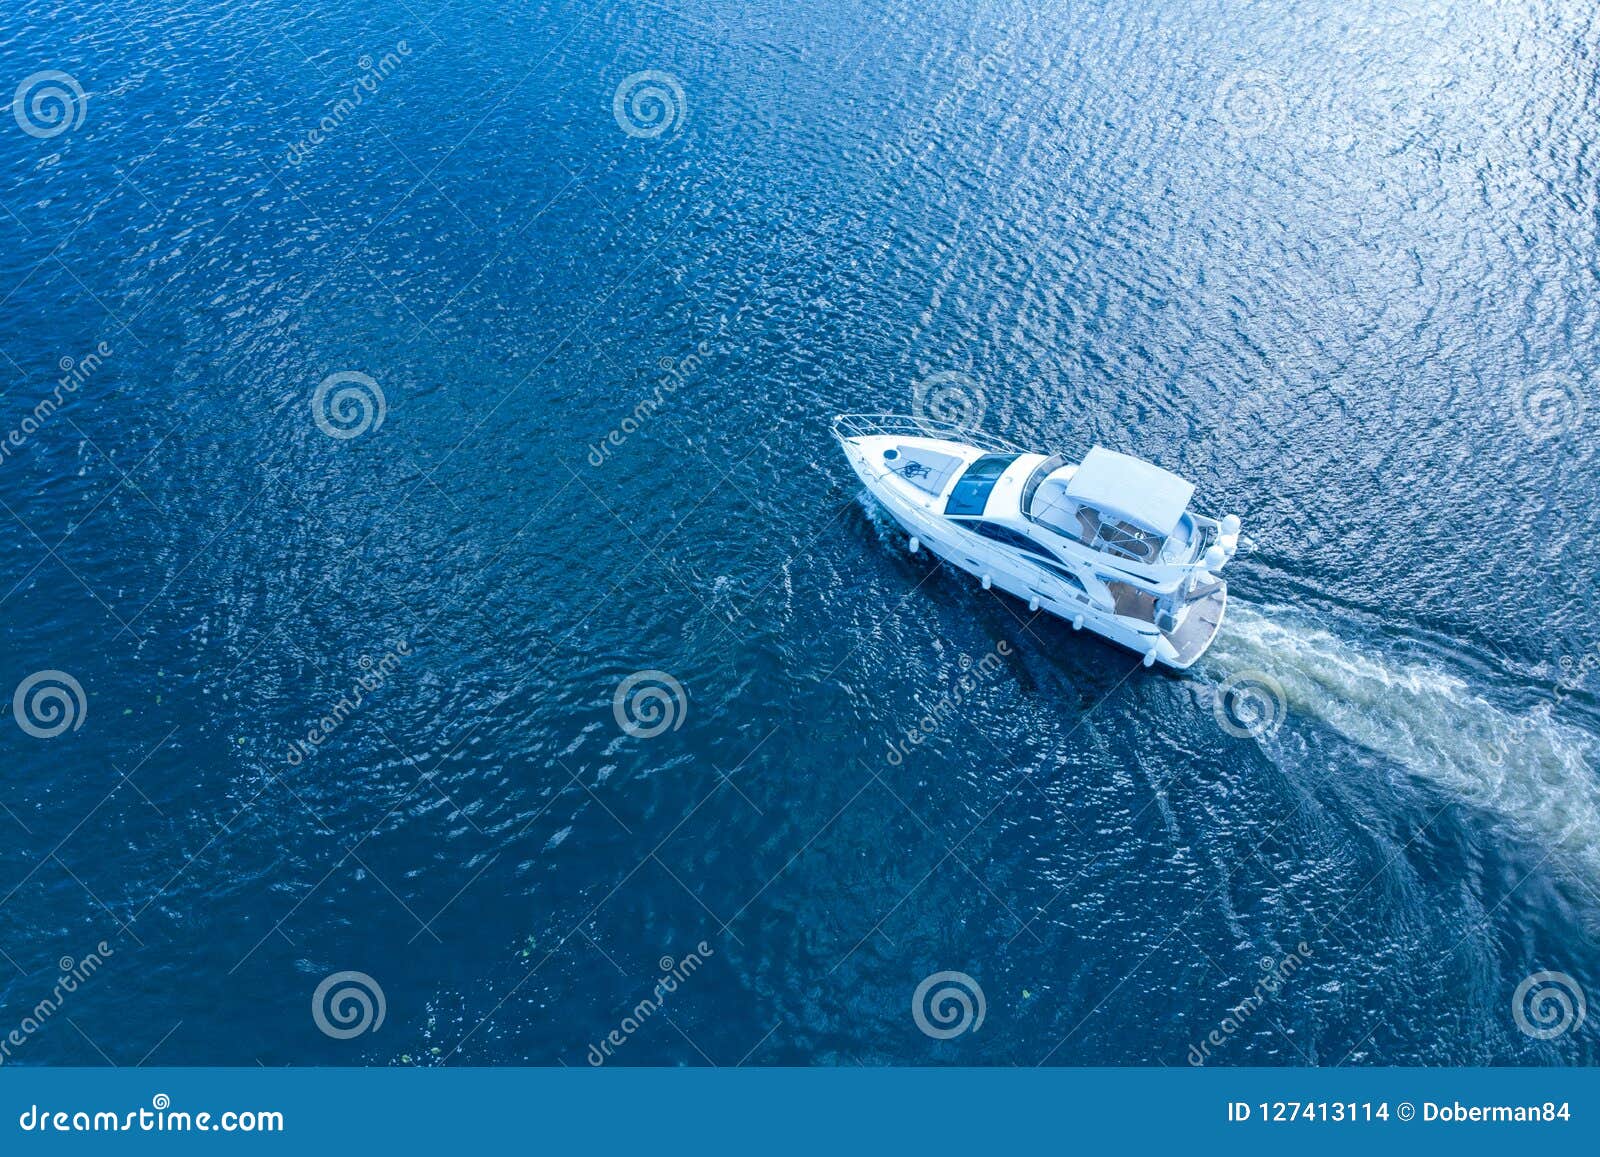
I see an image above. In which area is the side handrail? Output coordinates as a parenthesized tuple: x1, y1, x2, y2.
(830, 413, 1029, 455)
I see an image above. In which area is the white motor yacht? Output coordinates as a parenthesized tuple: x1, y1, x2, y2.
(832, 414, 1240, 669)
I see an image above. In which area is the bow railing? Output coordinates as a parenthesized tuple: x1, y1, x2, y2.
(830, 413, 1029, 455)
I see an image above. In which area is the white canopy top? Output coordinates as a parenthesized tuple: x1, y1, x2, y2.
(1063, 446, 1194, 537)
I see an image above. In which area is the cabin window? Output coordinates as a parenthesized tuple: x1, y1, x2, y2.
(970, 521, 1057, 560)
(961, 521, 1087, 594)
(1032, 559, 1089, 595)
(944, 454, 1019, 516)
(1019, 454, 1069, 515)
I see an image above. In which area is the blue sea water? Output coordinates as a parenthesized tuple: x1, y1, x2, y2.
(0, 0, 1597, 1067)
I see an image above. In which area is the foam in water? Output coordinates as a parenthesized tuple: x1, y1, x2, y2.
(1205, 601, 1600, 889)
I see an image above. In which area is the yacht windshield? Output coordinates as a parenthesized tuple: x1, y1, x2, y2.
(943, 454, 1019, 516)
(1020, 454, 1069, 515)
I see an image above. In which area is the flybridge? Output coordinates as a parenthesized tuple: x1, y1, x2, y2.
(1027, 446, 1208, 567)
(1063, 447, 1195, 538)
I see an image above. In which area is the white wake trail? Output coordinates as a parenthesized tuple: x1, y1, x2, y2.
(1205, 601, 1600, 888)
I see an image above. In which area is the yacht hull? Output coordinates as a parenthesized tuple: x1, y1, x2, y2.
(835, 417, 1230, 670)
